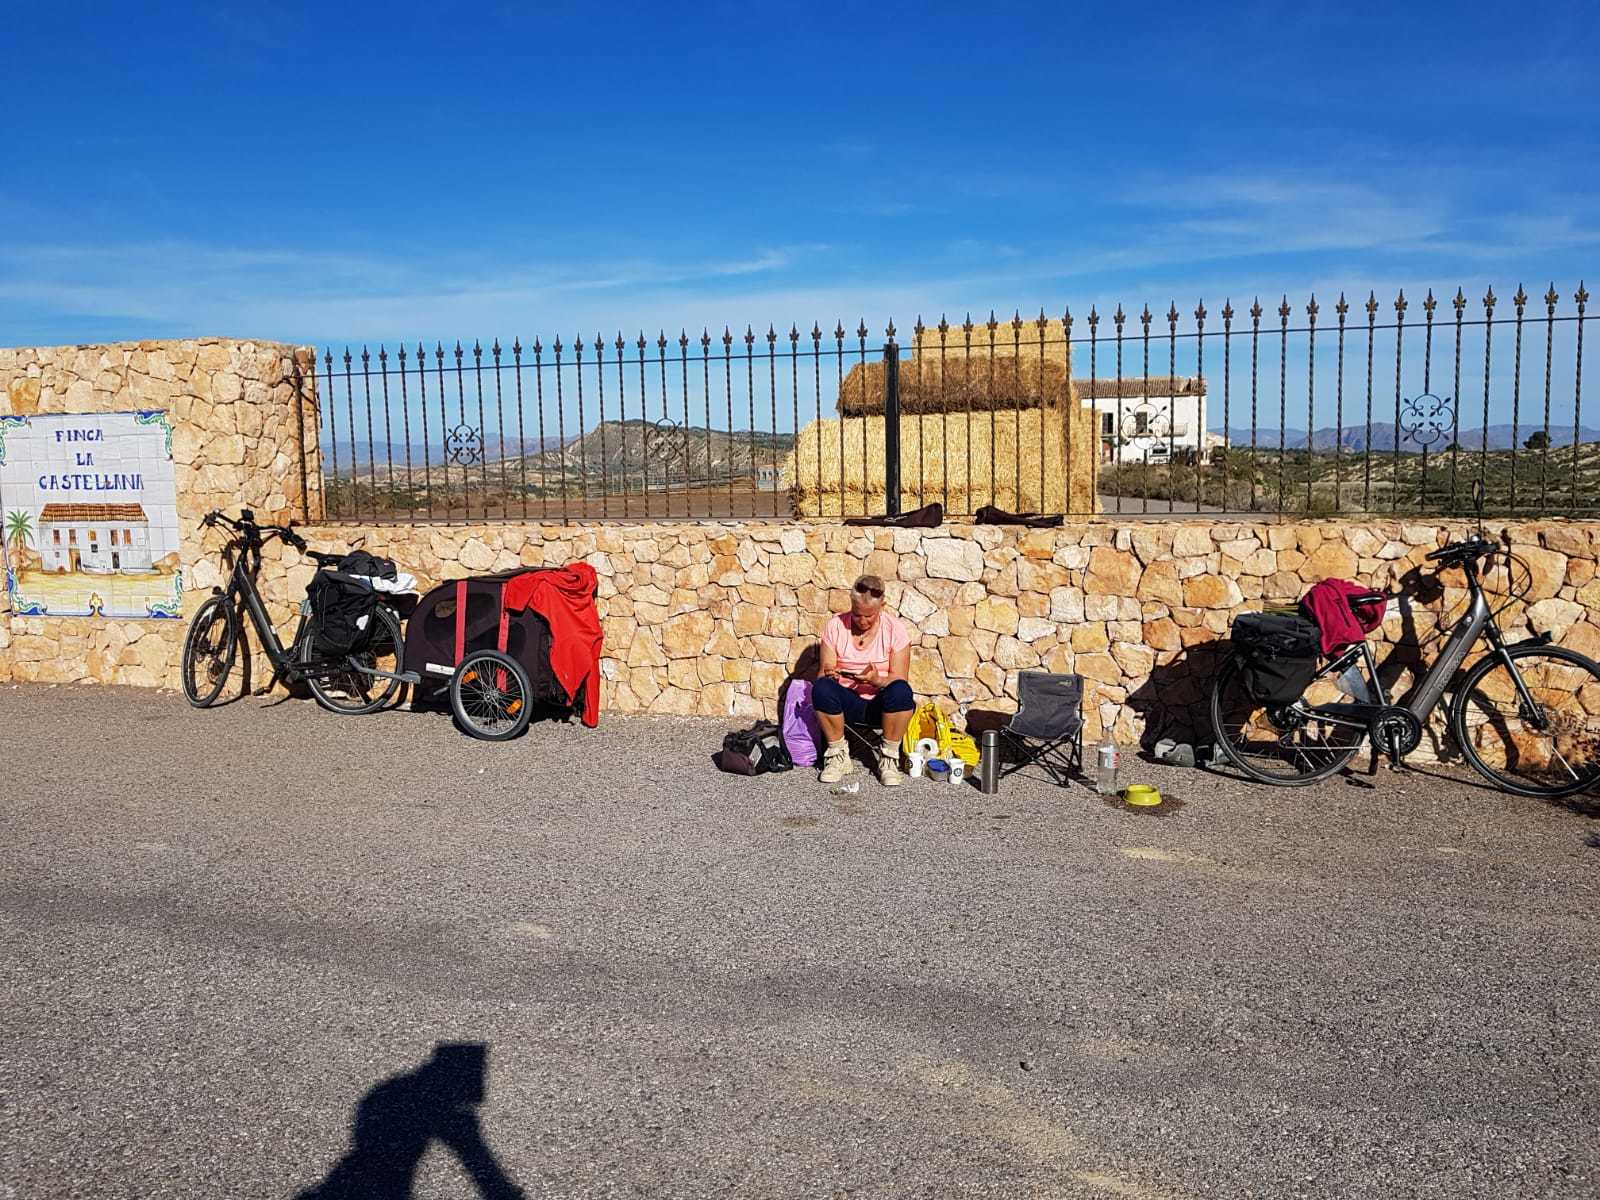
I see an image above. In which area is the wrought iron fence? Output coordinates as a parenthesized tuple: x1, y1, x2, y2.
(297, 280, 1590, 523)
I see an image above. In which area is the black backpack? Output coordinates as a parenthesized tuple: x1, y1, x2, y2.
(717, 721, 794, 776)
(1230, 610, 1322, 706)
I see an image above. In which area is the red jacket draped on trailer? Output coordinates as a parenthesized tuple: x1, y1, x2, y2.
(502, 562, 603, 727)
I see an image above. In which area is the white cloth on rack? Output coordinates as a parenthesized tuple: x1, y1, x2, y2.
(346, 571, 417, 594)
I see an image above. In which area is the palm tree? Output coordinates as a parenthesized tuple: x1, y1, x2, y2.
(5, 509, 35, 579)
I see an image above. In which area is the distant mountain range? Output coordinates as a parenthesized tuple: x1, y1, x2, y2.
(1214, 422, 1600, 452)
(521, 420, 794, 485)
(334, 435, 565, 471)
(338, 420, 796, 484)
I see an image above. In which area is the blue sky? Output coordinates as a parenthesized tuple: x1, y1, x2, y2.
(3, 0, 1596, 359)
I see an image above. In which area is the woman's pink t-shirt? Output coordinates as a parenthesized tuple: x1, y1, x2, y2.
(822, 611, 912, 696)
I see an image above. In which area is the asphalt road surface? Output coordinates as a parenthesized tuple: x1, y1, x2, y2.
(2, 685, 1597, 1199)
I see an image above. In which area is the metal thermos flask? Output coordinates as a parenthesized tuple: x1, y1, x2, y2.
(978, 729, 1001, 794)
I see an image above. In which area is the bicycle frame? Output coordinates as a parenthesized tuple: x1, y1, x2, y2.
(216, 539, 411, 688)
(1306, 554, 1541, 741)
(220, 539, 306, 673)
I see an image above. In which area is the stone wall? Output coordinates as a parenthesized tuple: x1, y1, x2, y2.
(0, 338, 319, 684)
(4, 335, 1600, 753)
(84, 514, 1600, 753)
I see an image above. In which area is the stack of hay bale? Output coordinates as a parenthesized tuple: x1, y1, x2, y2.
(786, 318, 1098, 517)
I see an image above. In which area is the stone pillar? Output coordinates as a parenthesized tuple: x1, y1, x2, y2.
(0, 338, 320, 684)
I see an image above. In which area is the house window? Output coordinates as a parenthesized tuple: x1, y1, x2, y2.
(53, 529, 61, 545)
(68, 529, 77, 545)
(1134, 412, 1150, 435)
(1101, 412, 1114, 436)
(110, 529, 119, 546)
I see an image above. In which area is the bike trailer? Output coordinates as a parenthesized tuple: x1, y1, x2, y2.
(1230, 610, 1322, 705)
(401, 564, 602, 726)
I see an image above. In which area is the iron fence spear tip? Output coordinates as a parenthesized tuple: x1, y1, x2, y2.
(1546, 284, 1559, 309)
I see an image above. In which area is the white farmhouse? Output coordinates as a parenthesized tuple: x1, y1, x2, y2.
(37, 503, 155, 574)
(1079, 376, 1215, 465)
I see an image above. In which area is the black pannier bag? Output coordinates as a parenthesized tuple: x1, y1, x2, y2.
(1230, 611, 1323, 706)
(306, 571, 380, 656)
(717, 721, 794, 776)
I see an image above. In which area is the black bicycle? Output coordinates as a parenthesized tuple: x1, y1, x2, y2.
(1210, 532, 1600, 798)
(181, 510, 410, 715)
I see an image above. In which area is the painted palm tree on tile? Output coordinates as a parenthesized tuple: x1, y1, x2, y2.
(5, 509, 34, 580)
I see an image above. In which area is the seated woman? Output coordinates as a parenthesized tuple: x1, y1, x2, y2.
(814, 573, 915, 787)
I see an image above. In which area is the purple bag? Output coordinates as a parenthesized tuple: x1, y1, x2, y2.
(779, 678, 825, 767)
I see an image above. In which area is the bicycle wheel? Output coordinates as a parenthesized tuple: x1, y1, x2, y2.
(181, 595, 238, 708)
(1209, 655, 1364, 785)
(1451, 644, 1600, 798)
(450, 649, 533, 742)
(302, 604, 405, 716)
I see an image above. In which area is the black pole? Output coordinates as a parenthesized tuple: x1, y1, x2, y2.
(884, 337, 901, 516)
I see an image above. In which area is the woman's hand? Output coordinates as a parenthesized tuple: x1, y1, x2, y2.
(855, 666, 883, 687)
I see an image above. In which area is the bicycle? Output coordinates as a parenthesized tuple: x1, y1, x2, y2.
(1210, 531, 1600, 798)
(181, 509, 411, 715)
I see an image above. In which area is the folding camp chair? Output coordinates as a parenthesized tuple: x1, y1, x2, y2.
(998, 671, 1084, 786)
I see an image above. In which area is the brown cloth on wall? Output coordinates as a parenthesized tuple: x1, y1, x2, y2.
(842, 502, 944, 529)
(973, 505, 1065, 528)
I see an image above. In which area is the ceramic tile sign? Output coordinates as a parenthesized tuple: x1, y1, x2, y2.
(0, 411, 182, 618)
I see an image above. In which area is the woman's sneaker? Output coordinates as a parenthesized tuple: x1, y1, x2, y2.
(877, 743, 904, 787)
(819, 742, 853, 785)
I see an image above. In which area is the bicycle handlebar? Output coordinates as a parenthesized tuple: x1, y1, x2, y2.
(202, 509, 306, 551)
(1426, 534, 1494, 565)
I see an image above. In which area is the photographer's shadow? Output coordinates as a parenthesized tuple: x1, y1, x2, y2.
(297, 1042, 524, 1200)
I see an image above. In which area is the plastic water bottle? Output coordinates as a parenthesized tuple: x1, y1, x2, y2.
(1096, 739, 1121, 795)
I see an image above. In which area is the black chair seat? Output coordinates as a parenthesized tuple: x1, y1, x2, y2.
(1000, 671, 1085, 787)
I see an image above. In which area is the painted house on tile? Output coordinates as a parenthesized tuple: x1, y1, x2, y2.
(1081, 376, 1220, 464)
(37, 503, 154, 574)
